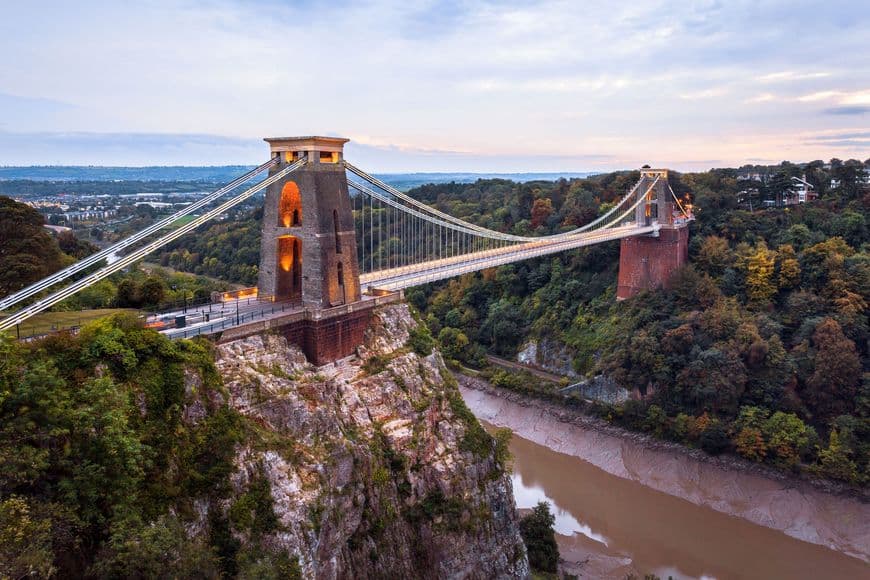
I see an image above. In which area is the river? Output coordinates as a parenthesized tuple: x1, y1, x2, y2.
(460, 382, 870, 579)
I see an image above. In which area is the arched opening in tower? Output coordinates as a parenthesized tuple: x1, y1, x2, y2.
(279, 181, 302, 227)
(333, 209, 342, 254)
(276, 235, 302, 300)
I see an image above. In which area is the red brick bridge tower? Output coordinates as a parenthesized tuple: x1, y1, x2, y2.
(616, 168, 690, 299)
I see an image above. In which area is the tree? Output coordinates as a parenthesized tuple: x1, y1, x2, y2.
(699, 421, 730, 455)
(480, 299, 525, 355)
(438, 327, 470, 362)
(816, 429, 859, 483)
(116, 278, 141, 308)
(0, 496, 56, 580)
(92, 515, 221, 579)
(0, 196, 67, 297)
(519, 501, 559, 573)
(763, 412, 815, 467)
(776, 245, 801, 289)
(530, 198, 554, 229)
(744, 242, 777, 304)
(805, 318, 861, 419)
(768, 171, 795, 206)
(831, 159, 865, 199)
(734, 427, 767, 461)
(695, 235, 731, 277)
(56, 230, 98, 259)
(140, 276, 167, 307)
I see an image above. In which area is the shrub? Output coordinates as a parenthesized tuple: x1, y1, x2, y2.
(734, 427, 767, 462)
(408, 324, 435, 356)
(363, 353, 390, 376)
(762, 411, 816, 468)
(816, 429, 860, 483)
(699, 421, 730, 455)
(493, 427, 513, 471)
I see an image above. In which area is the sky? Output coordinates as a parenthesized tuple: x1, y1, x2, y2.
(0, 0, 868, 172)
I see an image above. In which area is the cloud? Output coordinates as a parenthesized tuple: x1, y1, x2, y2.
(463, 75, 635, 94)
(0, 0, 869, 169)
(797, 91, 842, 102)
(823, 106, 870, 115)
(802, 130, 870, 148)
(797, 89, 870, 104)
(807, 131, 870, 141)
(841, 91, 870, 106)
(679, 87, 728, 100)
(757, 71, 831, 82)
(744, 93, 777, 104)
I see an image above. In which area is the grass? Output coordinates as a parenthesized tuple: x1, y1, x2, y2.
(1, 308, 139, 338)
(165, 215, 198, 228)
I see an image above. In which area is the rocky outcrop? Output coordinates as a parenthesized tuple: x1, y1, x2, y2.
(516, 338, 578, 378)
(207, 304, 529, 579)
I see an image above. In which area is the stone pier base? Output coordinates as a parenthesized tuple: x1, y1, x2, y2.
(616, 227, 689, 300)
(216, 292, 403, 366)
(282, 309, 372, 366)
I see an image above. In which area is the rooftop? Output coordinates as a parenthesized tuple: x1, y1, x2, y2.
(263, 136, 350, 152)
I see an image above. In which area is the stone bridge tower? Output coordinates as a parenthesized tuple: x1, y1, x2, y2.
(258, 136, 362, 308)
(616, 168, 690, 299)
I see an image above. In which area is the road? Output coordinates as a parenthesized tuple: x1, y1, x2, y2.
(148, 296, 302, 339)
(360, 223, 656, 291)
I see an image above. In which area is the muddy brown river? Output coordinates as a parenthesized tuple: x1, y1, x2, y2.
(461, 383, 870, 579)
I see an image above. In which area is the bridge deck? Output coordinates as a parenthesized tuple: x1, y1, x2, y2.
(360, 223, 657, 291)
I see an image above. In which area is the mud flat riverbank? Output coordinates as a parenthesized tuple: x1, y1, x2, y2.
(458, 375, 870, 578)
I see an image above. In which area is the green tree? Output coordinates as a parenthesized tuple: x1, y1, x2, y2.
(695, 235, 731, 277)
(763, 412, 815, 468)
(91, 515, 221, 579)
(0, 496, 56, 580)
(139, 276, 167, 307)
(0, 196, 68, 298)
(480, 299, 525, 355)
(699, 421, 730, 455)
(519, 501, 559, 573)
(816, 429, 859, 483)
(438, 326, 470, 362)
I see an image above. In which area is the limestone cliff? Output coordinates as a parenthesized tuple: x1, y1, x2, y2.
(516, 337, 579, 378)
(207, 303, 529, 579)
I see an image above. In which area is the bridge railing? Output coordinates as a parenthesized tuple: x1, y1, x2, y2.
(163, 300, 302, 340)
(164, 291, 404, 340)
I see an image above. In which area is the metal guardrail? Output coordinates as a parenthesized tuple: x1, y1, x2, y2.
(163, 301, 300, 339)
(363, 224, 658, 291)
(164, 292, 403, 340)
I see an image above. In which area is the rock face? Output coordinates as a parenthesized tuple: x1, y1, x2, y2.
(516, 338, 578, 378)
(210, 304, 529, 579)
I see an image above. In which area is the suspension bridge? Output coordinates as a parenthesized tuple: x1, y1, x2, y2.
(0, 136, 692, 364)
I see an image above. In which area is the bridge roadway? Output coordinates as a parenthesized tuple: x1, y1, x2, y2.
(148, 223, 657, 340)
(361, 222, 658, 291)
(150, 296, 302, 340)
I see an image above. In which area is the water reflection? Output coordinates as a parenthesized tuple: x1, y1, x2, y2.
(511, 472, 610, 546)
(499, 423, 869, 580)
